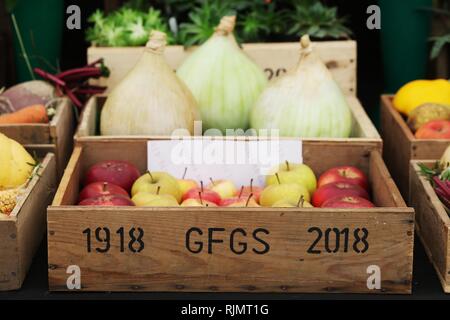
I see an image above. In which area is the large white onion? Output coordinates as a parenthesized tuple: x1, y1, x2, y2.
(101, 31, 199, 136)
(177, 16, 267, 134)
(250, 35, 352, 138)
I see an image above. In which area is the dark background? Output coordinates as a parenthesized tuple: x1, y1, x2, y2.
(0, 0, 384, 122)
(0, 0, 448, 300)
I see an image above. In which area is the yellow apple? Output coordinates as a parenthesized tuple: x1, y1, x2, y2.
(266, 162, 317, 194)
(131, 172, 181, 202)
(132, 192, 160, 206)
(272, 199, 313, 208)
(181, 198, 218, 207)
(207, 179, 237, 199)
(132, 192, 179, 207)
(145, 196, 180, 207)
(260, 183, 310, 207)
(226, 198, 260, 207)
(178, 179, 199, 196)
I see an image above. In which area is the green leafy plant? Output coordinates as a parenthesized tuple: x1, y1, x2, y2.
(86, 7, 174, 47)
(178, 0, 235, 46)
(431, 34, 450, 59)
(178, 0, 286, 46)
(285, 0, 352, 39)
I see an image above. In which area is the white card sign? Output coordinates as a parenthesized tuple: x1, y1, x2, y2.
(147, 139, 302, 187)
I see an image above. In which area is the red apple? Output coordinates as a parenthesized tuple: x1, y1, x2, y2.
(84, 160, 140, 192)
(317, 166, 369, 191)
(312, 182, 370, 207)
(78, 195, 135, 207)
(321, 196, 375, 208)
(78, 182, 129, 202)
(182, 188, 221, 205)
(415, 120, 450, 139)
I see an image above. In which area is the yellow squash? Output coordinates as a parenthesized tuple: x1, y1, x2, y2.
(393, 79, 450, 115)
(0, 133, 35, 190)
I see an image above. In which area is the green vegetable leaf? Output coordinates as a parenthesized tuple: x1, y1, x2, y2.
(430, 34, 450, 60)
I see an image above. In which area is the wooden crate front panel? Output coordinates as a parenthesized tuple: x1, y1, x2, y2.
(88, 41, 357, 96)
(48, 207, 413, 293)
(0, 153, 56, 291)
(410, 161, 450, 292)
(48, 141, 413, 293)
(381, 95, 450, 200)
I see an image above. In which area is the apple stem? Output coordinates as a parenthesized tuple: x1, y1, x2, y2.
(198, 191, 203, 205)
(285, 160, 290, 171)
(147, 171, 154, 182)
(182, 167, 188, 179)
(246, 193, 253, 207)
(275, 173, 281, 184)
(156, 186, 161, 195)
(238, 186, 244, 198)
(200, 181, 204, 192)
(102, 182, 107, 192)
(297, 195, 304, 208)
(250, 178, 253, 191)
(209, 177, 215, 186)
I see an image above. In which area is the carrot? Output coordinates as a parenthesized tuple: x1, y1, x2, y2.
(0, 104, 49, 124)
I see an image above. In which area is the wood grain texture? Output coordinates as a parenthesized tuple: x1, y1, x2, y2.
(410, 160, 450, 293)
(0, 153, 56, 291)
(48, 142, 413, 293)
(48, 207, 413, 293)
(50, 98, 75, 177)
(0, 98, 75, 178)
(0, 218, 19, 291)
(380, 95, 450, 201)
(88, 41, 357, 95)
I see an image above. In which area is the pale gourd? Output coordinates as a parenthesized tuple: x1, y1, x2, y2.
(101, 31, 199, 136)
(250, 35, 353, 138)
(177, 16, 267, 134)
(0, 133, 36, 190)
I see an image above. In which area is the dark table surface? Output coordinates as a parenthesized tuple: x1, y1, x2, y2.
(0, 234, 449, 300)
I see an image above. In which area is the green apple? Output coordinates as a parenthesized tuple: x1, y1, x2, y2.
(272, 199, 313, 208)
(131, 172, 181, 202)
(260, 183, 310, 207)
(207, 179, 237, 199)
(132, 192, 179, 207)
(146, 196, 180, 207)
(132, 192, 160, 206)
(266, 162, 317, 194)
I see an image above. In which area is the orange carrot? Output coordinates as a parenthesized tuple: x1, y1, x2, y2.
(0, 104, 49, 124)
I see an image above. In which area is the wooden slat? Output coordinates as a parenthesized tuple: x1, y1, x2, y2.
(51, 98, 75, 177)
(0, 217, 19, 291)
(410, 160, 450, 292)
(0, 153, 56, 291)
(15, 154, 56, 287)
(88, 40, 357, 96)
(380, 95, 450, 201)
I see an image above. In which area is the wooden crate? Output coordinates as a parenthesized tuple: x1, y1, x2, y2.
(380, 95, 449, 200)
(48, 139, 414, 293)
(410, 160, 450, 293)
(88, 41, 357, 95)
(0, 153, 57, 291)
(0, 98, 75, 178)
(75, 95, 382, 153)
